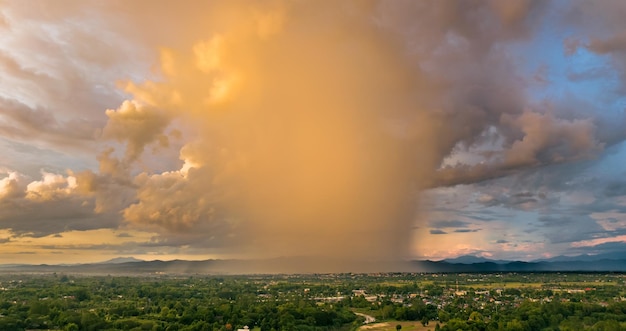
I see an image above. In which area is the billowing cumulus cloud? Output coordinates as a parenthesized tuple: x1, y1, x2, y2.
(501, 111, 600, 168)
(0, 171, 25, 200)
(102, 100, 172, 161)
(2, 0, 626, 264)
(101, 0, 556, 261)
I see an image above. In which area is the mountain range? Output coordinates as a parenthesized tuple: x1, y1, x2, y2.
(1, 254, 626, 274)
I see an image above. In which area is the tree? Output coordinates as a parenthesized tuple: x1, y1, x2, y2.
(381, 304, 395, 320)
(505, 319, 525, 331)
(81, 311, 106, 331)
(74, 288, 90, 302)
(468, 311, 483, 322)
(438, 310, 450, 323)
(29, 301, 49, 316)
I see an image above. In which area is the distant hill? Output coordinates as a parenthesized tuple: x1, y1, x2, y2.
(2, 256, 626, 274)
(97, 257, 144, 264)
(0, 257, 418, 275)
(413, 259, 626, 273)
(443, 255, 510, 264)
(534, 252, 626, 263)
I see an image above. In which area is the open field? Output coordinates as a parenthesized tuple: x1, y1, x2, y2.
(377, 280, 435, 287)
(467, 281, 543, 289)
(460, 280, 621, 289)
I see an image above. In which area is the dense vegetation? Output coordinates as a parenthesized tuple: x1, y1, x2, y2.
(0, 272, 624, 330)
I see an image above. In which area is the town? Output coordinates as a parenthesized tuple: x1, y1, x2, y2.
(0, 272, 624, 330)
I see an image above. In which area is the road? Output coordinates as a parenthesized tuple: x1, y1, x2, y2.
(354, 312, 376, 324)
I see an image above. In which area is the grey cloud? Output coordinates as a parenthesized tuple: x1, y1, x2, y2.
(567, 66, 614, 82)
(33, 241, 186, 257)
(538, 215, 606, 244)
(538, 216, 578, 228)
(563, 37, 581, 56)
(604, 181, 626, 197)
(570, 187, 626, 216)
(0, 138, 97, 178)
(0, 2, 150, 174)
(429, 229, 447, 235)
(0, 196, 119, 238)
(0, 50, 58, 95)
(133, 226, 237, 251)
(587, 33, 626, 54)
(430, 220, 470, 228)
(454, 229, 481, 233)
(437, 111, 603, 187)
(0, 97, 100, 155)
(573, 2, 626, 94)
(432, 0, 626, 189)
(465, 213, 499, 222)
(571, 241, 626, 256)
(474, 188, 555, 211)
(39, 243, 122, 251)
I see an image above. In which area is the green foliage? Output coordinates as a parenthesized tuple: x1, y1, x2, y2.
(0, 274, 361, 331)
(0, 272, 624, 331)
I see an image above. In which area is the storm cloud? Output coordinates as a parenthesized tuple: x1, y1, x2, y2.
(1, 0, 626, 264)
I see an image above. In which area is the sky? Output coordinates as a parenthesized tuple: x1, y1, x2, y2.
(1, 0, 626, 265)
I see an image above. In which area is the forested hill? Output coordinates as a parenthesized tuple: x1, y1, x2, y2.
(412, 259, 626, 273)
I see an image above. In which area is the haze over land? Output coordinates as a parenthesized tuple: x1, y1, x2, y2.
(1, 1, 626, 267)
